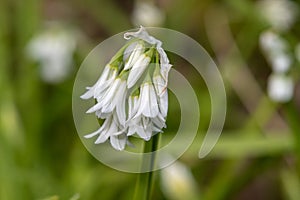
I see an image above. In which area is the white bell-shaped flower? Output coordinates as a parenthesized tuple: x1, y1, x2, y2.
(126, 80, 166, 141)
(127, 48, 154, 88)
(124, 42, 145, 71)
(80, 64, 118, 100)
(87, 78, 127, 126)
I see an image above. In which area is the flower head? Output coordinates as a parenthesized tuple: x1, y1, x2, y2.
(81, 27, 172, 150)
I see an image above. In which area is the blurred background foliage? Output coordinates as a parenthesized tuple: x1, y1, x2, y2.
(1, 0, 300, 199)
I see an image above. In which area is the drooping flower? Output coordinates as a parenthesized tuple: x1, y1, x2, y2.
(124, 41, 145, 71)
(87, 78, 127, 124)
(153, 62, 169, 118)
(126, 82, 166, 141)
(81, 26, 171, 150)
(127, 48, 154, 88)
(80, 64, 118, 100)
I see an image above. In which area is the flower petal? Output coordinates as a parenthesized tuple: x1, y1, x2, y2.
(80, 65, 112, 99)
(124, 42, 144, 70)
(127, 55, 150, 88)
(127, 125, 137, 136)
(123, 42, 138, 61)
(94, 129, 110, 144)
(94, 70, 117, 98)
(116, 82, 127, 126)
(136, 124, 150, 141)
(99, 78, 121, 113)
(148, 84, 159, 117)
(152, 112, 166, 128)
(84, 127, 102, 138)
(134, 83, 149, 118)
(110, 134, 127, 151)
(86, 101, 103, 113)
(159, 90, 168, 117)
(84, 115, 112, 139)
(128, 96, 134, 120)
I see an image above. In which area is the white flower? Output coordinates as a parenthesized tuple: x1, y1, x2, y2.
(257, 0, 298, 32)
(160, 160, 199, 200)
(84, 114, 127, 151)
(126, 82, 166, 141)
(81, 27, 171, 150)
(127, 95, 151, 140)
(259, 30, 292, 73)
(259, 31, 287, 54)
(135, 83, 159, 118)
(127, 116, 153, 141)
(80, 65, 117, 100)
(271, 53, 292, 73)
(153, 69, 168, 118)
(124, 42, 145, 71)
(127, 50, 152, 88)
(86, 78, 127, 126)
(27, 23, 76, 83)
(110, 132, 127, 151)
(131, 1, 165, 27)
(124, 26, 172, 89)
(82, 74, 128, 151)
(267, 73, 294, 102)
(260, 31, 295, 103)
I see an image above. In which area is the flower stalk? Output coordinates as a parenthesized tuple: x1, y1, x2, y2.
(81, 26, 171, 199)
(133, 133, 161, 200)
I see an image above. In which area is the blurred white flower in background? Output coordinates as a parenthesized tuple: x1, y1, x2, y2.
(259, 30, 291, 73)
(27, 22, 77, 84)
(259, 30, 287, 52)
(268, 74, 294, 103)
(160, 160, 199, 200)
(259, 30, 295, 103)
(131, 1, 165, 27)
(257, 0, 298, 32)
(271, 54, 292, 74)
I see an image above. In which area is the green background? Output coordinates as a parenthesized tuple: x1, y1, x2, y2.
(0, 0, 300, 199)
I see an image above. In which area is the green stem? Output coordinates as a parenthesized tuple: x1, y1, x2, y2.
(133, 133, 160, 200)
(284, 102, 300, 175)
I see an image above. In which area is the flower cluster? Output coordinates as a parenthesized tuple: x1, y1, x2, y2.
(260, 30, 295, 102)
(81, 27, 172, 150)
(257, 0, 299, 103)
